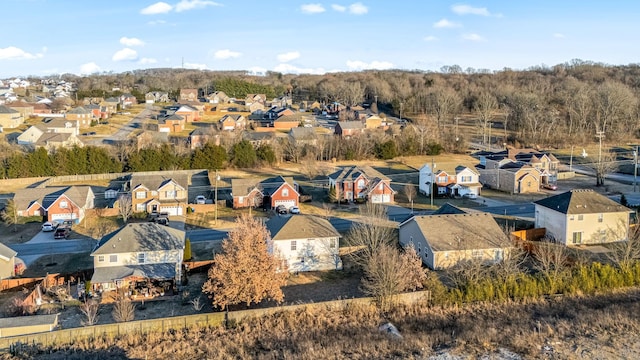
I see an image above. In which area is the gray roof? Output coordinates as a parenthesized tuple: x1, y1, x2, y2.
(337, 121, 364, 130)
(289, 127, 317, 140)
(405, 213, 511, 252)
(130, 174, 189, 191)
(91, 263, 176, 283)
(0, 313, 58, 330)
(267, 215, 340, 241)
(0, 105, 19, 114)
(231, 178, 261, 197)
(13, 186, 93, 211)
(534, 189, 630, 215)
(92, 223, 185, 255)
(66, 106, 90, 114)
(328, 165, 389, 182)
(432, 203, 468, 215)
(231, 176, 296, 197)
(0, 242, 17, 260)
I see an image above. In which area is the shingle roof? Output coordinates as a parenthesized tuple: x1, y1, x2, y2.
(432, 203, 468, 215)
(0, 105, 19, 114)
(129, 174, 189, 191)
(0, 242, 17, 260)
(92, 223, 185, 255)
(534, 189, 630, 215)
(328, 165, 389, 182)
(338, 121, 364, 130)
(91, 263, 176, 283)
(13, 186, 92, 211)
(406, 213, 511, 252)
(66, 106, 90, 114)
(266, 215, 340, 241)
(231, 178, 261, 197)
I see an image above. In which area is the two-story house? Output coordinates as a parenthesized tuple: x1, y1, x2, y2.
(0, 105, 24, 128)
(334, 121, 365, 137)
(13, 186, 95, 224)
(157, 114, 185, 133)
(91, 223, 185, 292)
(534, 189, 631, 246)
(218, 114, 246, 131)
(328, 166, 395, 204)
(266, 215, 342, 272)
(478, 160, 541, 194)
(179, 89, 198, 102)
(175, 104, 200, 123)
(231, 176, 299, 210)
(128, 174, 189, 215)
(477, 148, 560, 185)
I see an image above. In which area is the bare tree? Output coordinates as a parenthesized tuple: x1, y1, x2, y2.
(533, 240, 568, 293)
(118, 194, 132, 223)
(112, 290, 135, 322)
(606, 223, 640, 272)
(360, 245, 426, 311)
(345, 203, 397, 267)
(403, 184, 416, 212)
(299, 155, 320, 181)
(474, 91, 498, 145)
(80, 299, 100, 326)
(589, 149, 619, 186)
(321, 202, 334, 220)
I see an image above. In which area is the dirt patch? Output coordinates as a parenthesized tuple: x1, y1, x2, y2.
(0, 223, 41, 244)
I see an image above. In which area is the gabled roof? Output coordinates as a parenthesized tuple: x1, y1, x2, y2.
(158, 114, 184, 124)
(231, 178, 262, 197)
(289, 127, 317, 140)
(455, 165, 479, 175)
(35, 132, 75, 146)
(261, 176, 298, 196)
(534, 189, 630, 215)
(328, 165, 389, 182)
(337, 121, 364, 130)
(403, 213, 511, 252)
(92, 223, 185, 255)
(13, 186, 93, 211)
(432, 203, 468, 215)
(66, 106, 90, 114)
(0, 105, 19, 114)
(0, 242, 17, 261)
(175, 104, 198, 112)
(266, 215, 340, 241)
(129, 174, 189, 191)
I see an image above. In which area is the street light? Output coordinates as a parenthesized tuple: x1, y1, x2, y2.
(634, 147, 638, 192)
(214, 170, 220, 225)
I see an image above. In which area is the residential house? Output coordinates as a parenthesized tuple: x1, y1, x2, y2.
(289, 127, 317, 147)
(245, 93, 266, 106)
(477, 148, 560, 184)
(419, 164, 481, 197)
(134, 131, 169, 150)
(478, 161, 541, 194)
(13, 186, 95, 224)
(32, 103, 52, 115)
(157, 114, 185, 133)
(35, 133, 84, 151)
(247, 101, 265, 113)
(206, 91, 229, 104)
(269, 95, 292, 108)
(84, 104, 103, 120)
(128, 174, 189, 215)
(273, 114, 301, 130)
(399, 213, 513, 270)
(364, 114, 383, 129)
(64, 106, 93, 125)
(335, 121, 365, 137)
(179, 89, 198, 102)
(8, 102, 34, 118)
(266, 215, 342, 272)
(298, 100, 321, 112)
(175, 104, 200, 123)
(91, 223, 185, 292)
(534, 189, 631, 246)
(0, 105, 24, 128)
(243, 131, 276, 147)
(0, 243, 17, 280)
(231, 176, 299, 210)
(145, 91, 169, 104)
(188, 127, 217, 149)
(328, 166, 396, 204)
(219, 114, 247, 131)
(119, 93, 137, 109)
(102, 97, 119, 114)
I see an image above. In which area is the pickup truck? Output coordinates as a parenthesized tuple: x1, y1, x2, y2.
(54, 227, 70, 239)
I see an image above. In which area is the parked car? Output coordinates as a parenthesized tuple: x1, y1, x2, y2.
(54, 227, 70, 239)
(42, 222, 56, 232)
(155, 217, 170, 226)
(542, 183, 558, 191)
(195, 195, 206, 204)
(289, 206, 301, 214)
(275, 205, 288, 214)
(462, 193, 478, 199)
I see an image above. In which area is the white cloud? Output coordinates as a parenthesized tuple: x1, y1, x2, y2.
(301, 3, 325, 14)
(175, 0, 222, 12)
(346, 60, 394, 71)
(433, 18, 461, 28)
(461, 33, 485, 42)
(331, 4, 346, 12)
(273, 63, 326, 75)
(141, 2, 173, 14)
(451, 4, 489, 16)
(277, 51, 300, 62)
(139, 57, 158, 65)
(213, 49, 241, 59)
(120, 37, 145, 47)
(553, 33, 565, 38)
(80, 62, 101, 75)
(112, 48, 138, 62)
(183, 62, 208, 70)
(0, 46, 43, 60)
(423, 35, 438, 42)
(348, 2, 368, 15)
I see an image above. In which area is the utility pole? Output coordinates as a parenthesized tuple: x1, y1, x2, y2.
(455, 117, 459, 142)
(488, 122, 493, 150)
(495, 163, 500, 190)
(214, 169, 219, 225)
(569, 145, 574, 172)
(399, 101, 403, 123)
(634, 146, 638, 192)
(596, 130, 605, 185)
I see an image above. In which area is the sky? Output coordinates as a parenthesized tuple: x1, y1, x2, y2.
(1, 0, 640, 78)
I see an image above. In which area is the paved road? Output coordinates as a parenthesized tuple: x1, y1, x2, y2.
(104, 107, 154, 143)
(9, 238, 95, 257)
(482, 203, 536, 219)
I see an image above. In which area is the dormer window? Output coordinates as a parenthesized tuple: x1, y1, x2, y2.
(282, 188, 289, 197)
(59, 200, 68, 208)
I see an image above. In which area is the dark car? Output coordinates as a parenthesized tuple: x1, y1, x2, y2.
(54, 227, 70, 239)
(275, 205, 288, 214)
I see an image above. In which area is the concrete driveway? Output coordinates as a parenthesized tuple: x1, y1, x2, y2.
(10, 228, 95, 266)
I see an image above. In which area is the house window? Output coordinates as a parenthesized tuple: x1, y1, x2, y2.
(461, 176, 472, 183)
(239, 196, 244, 204)
(136, 191, 146, 199)
(330, 238, 337, 248)
(166, 190, 177, 199)
(357, 179, 366, 189)
(291, 240, 297, 251)
(472, 250, 483, 259)
(598, 213, 603, 223)
(379, 183, 383, 190)
(282, 188, 289, 197)
(437, 176, 446, 183)
(98, 255, 104, 262)
(578, 214, 584, 221)
(59, 200, 68, 208)
(110, 255, 118, 263)
(137, 253, 145, 264)
(572, 232, 582, 244)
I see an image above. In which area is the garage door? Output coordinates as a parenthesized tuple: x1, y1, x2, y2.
(160, 206, 183, 216)
(51, 213, 76, 221)
(382, 194, 391, 203)
(273, 200, 296, 209)
(370, 195, 382, 203)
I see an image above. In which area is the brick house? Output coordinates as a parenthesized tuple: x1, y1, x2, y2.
(128, 174, 189, 216)
(335, 121, 365, 137)
(157, 114, 185, 133)
(219, 114, 246, 131)
(13, 186, 95, 224)
(64, 106, 93, 126)
(231, 176, 299, 210)
(175, 104, 200, 123)
(180, 89, 198, 102)
(328, 165, 395, 204)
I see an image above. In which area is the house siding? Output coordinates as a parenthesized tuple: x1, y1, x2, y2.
(94, 250, 183, 268)
(272, 237, 341, 272)
(270, 183, 299, 208)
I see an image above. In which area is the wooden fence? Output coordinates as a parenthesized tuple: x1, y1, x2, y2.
(1, 277, 43, 291)
(0, 290, 430, 350)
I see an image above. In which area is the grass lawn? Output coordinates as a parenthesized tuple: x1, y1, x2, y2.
(22, 252, 94, 277)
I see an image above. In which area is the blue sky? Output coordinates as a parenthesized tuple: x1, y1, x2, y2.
(1, 0, 639, 77)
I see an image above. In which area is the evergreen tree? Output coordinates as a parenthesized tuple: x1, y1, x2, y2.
(256, 144, 276, 165)
(231, 140, 257, 168)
